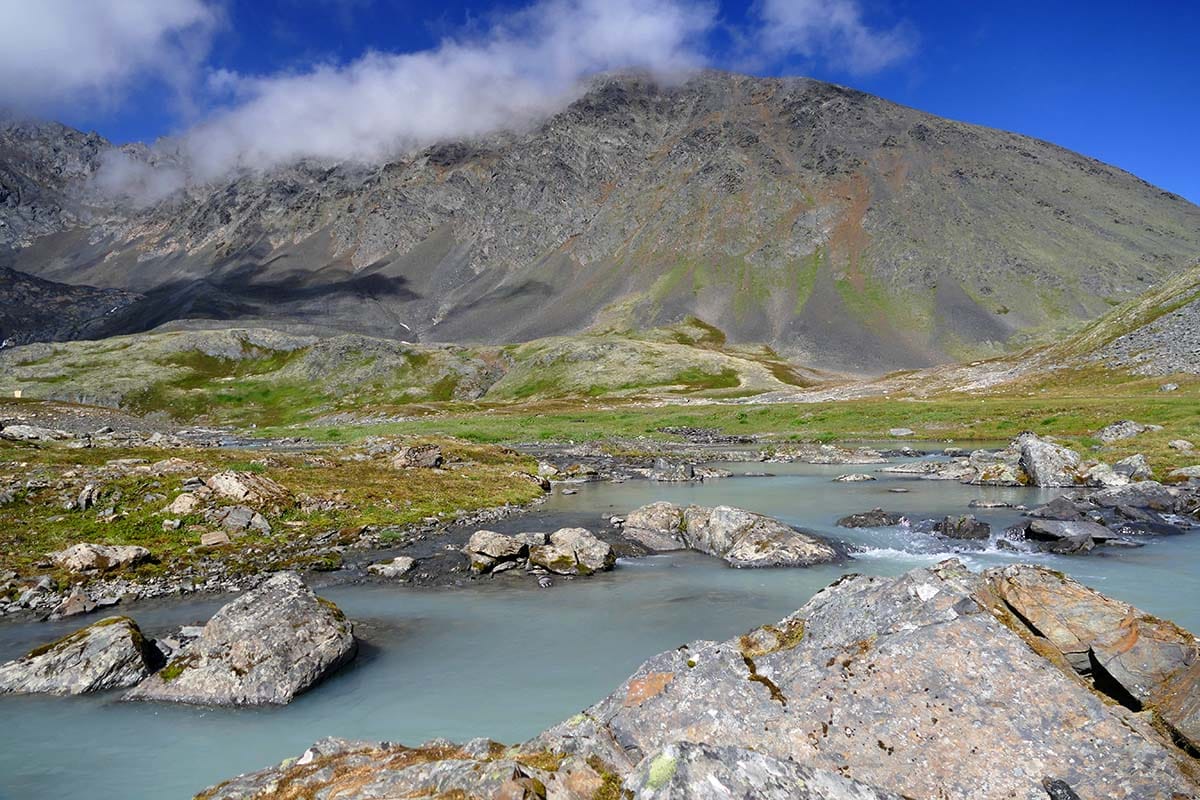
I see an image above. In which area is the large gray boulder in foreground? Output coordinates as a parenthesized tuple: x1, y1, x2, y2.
(198, 561, 1199, 799)
(0, 616, 161, 695)
(623, 502, 839, 567)
(125, 572, 355, 706)
(624, 742, 902, 799)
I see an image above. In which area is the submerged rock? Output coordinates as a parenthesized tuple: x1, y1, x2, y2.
(200, 562, 1200, 799)
(0, 616, 161, 695)
(124, 572, 355, 706)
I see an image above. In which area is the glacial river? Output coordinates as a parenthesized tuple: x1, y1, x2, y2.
(2, 459, 1198, 799)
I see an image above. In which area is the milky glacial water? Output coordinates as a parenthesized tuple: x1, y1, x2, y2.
(1, 460, 1198, 800)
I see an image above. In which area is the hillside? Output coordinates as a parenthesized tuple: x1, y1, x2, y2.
(2, 71, 1199, 374)
(0, 319, 823, 424)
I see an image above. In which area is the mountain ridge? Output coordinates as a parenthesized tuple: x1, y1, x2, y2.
(2, 70, 1199, 374)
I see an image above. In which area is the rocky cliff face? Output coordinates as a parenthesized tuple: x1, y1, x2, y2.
(3, 71, 1199, 373)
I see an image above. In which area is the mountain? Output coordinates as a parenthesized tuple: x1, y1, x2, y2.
(0, 267, 141, 346)
(2, 71, 1199, 374)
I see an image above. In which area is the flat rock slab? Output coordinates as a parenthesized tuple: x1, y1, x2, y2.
(531, 561, 1196, 798)
(124, 572, 355, 706)
(0, 616, 160, 695)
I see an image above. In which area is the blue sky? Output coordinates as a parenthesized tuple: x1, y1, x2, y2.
(4, 0, 1198, 202)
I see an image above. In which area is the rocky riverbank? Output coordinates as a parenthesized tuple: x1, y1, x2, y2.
(193, 561, 1200, 799)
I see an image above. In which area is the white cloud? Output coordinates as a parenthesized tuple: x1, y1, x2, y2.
(0, 0, 219, 114)
(9, 0, 914, 194)
(755, 0, 914, 74)
(178, 0, 715, 180)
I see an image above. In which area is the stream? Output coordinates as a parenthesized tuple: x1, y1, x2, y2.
(2, 458, 1198, 799)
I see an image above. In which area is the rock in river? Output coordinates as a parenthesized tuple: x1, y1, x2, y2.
(0, 616, 161, 695)
(623, 503, 839, 567)
(933, 514, 991, 540)
(1016, 432, 1083, 487)
(124, 572, 356, 706)
(197, 561, 1198, 799)
(836, 508, 903, 528)
(529, 528, 615, 576)
(683, 505, 839, 567)
(622, 501, 687, 551)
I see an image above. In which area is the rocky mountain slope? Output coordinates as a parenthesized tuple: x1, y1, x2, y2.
(2, 71, 1199, 374)
(0, 267, 142, 346)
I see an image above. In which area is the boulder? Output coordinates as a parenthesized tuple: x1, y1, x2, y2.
(195, 737, 559, 800)
(1016, 432, 1082, 487)
(367, 556, 415, 578)
(1113, 454, 1153, 481)
(48, 587, 96, 620)
(966, 447, 1026, 486)
(463, 530, 527, 574)
(985, 565, 1200, 751)
(1024, 519, 1119, 544)
(206, 471, 292, 509)
(1096, 420, 1157, 443)
(163, 492, 202, 516)
(888, 427, 914, 437)
(1169, 439, 1195, 451)
(207, 504, 271, 535)
(623, 742, 902, 799)
(833, 473, 875, 482)
(197, 562, 1200, 799)
(1169, 465, 1200, 481)
(1087, 481, 1183, 512)
(529, 528, 615, 576)
(0, 616, 161, 695)
(389, 444, 444, 469)
(0, 424, 69, 441)
(650, 458, 696, 482)
(933, 514, 991, 540)
(524, 560, 1196, 798)
(1083, 462, 1128, 488)
(682, 505, 839, 567)
(50, 543, 151, 574)
(622, 501, 687, 550)
(124, 572, 356, 706)
(1027, 495, 1083, 520)
(837, 508, 903, 528)
(200, 530, 231, 547)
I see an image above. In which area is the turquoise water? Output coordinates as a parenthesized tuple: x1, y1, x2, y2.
(1, 461, 1197, 799)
